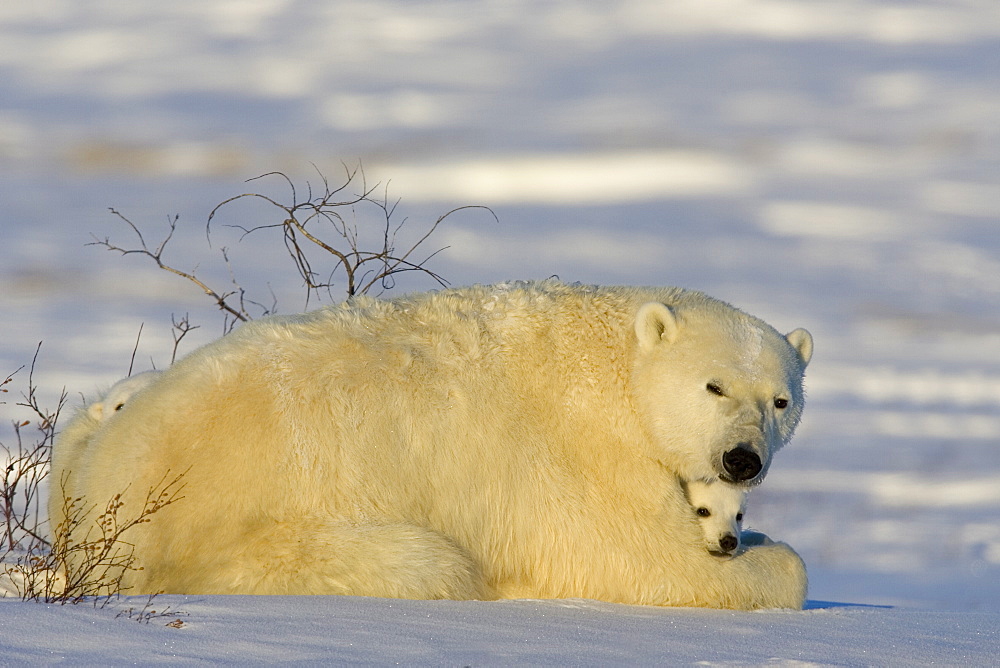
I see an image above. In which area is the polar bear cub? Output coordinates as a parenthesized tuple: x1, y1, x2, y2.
(49, 370, 163, 552)
(87, 370, 162, 421)
(19, 371, 161, 599)
(683, 478, 748, 556)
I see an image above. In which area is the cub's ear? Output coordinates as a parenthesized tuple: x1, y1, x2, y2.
(635, 302, 678, 351)
(785, 328, 813, 366)
(87, 402, 106, 421)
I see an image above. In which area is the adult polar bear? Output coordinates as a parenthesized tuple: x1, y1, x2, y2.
(58, 280, 813, 609)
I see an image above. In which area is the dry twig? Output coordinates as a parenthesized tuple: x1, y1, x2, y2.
(92, 163, 496, 335)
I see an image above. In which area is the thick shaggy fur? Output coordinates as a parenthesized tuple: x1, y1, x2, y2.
(49, 370, 162, 538)
(54, 281, 813, 609)
(86, 371, 162, 422)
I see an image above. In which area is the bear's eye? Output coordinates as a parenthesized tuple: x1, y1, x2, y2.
(696, 507, 711, 517)
(736, 513, 744, 522)
(706, 383, 725, 397)
(774, 398, 788, 409)
(114, 402, 126, 412)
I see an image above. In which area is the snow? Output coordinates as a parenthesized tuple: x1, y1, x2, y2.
(1, 597, 997, 665)
(2, 0, 999, 663)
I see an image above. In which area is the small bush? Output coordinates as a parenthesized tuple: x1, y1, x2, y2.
(1, 350, 184, 612)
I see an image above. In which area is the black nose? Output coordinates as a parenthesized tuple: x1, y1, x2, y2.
(719, 534, 738, 553)
(723, 447, 762, 481)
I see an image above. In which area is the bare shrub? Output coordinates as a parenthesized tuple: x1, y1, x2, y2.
(115, 593, 188, 625)
(93, 163, 496, 333)
(1, 345, 63, 555)
(39, 471, 185, 604)
(0, 350, 184, 619)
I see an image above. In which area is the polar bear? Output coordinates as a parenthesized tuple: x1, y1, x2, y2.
(683, 478, 747, 556)
(49, 370, 162, 539)
(54, 280, 813, 609)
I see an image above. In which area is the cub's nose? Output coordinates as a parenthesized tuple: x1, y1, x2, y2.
(723, 447, 761, 481)
(719, 534, 738, 553)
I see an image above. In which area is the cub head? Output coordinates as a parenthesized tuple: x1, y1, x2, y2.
(682, 478, 747, 556)
(632, 298, 812, 485)
(87, 370, 162, 421)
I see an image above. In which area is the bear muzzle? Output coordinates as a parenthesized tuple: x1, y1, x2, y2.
(721, 446, 762, 483)
(708, 533, 740, 557)
(718, 534, 739, 554)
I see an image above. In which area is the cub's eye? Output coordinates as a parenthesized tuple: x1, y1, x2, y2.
(736, 513, 744, 522)
(706, 383, 725, 397)
(774, 398, 788, 409)
(696, 507, 711, 517)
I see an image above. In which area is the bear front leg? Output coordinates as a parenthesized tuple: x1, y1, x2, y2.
(649, 535, 807, 610)
(712, 540, 807, 610)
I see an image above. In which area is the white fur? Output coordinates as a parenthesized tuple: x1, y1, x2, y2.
(50, 370, 162, 540)
(684, 478, 748, 556)
(52, 281, 812, 609)
(87, 371, 162, 421)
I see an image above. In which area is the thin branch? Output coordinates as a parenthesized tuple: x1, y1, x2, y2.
(101, 162, 497, 331)
(169, 314, 199, 364)
(128, 324, 143, 377)
(92, 210, 249, 325)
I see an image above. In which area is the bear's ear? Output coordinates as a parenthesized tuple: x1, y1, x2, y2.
(87, 402, 106, 421)
(635, 302, 679, 351)
(785, 328, 813, 367)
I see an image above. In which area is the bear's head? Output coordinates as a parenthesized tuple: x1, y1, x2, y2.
(631, 300, 812, 486)
(87, 370, 163, 422)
